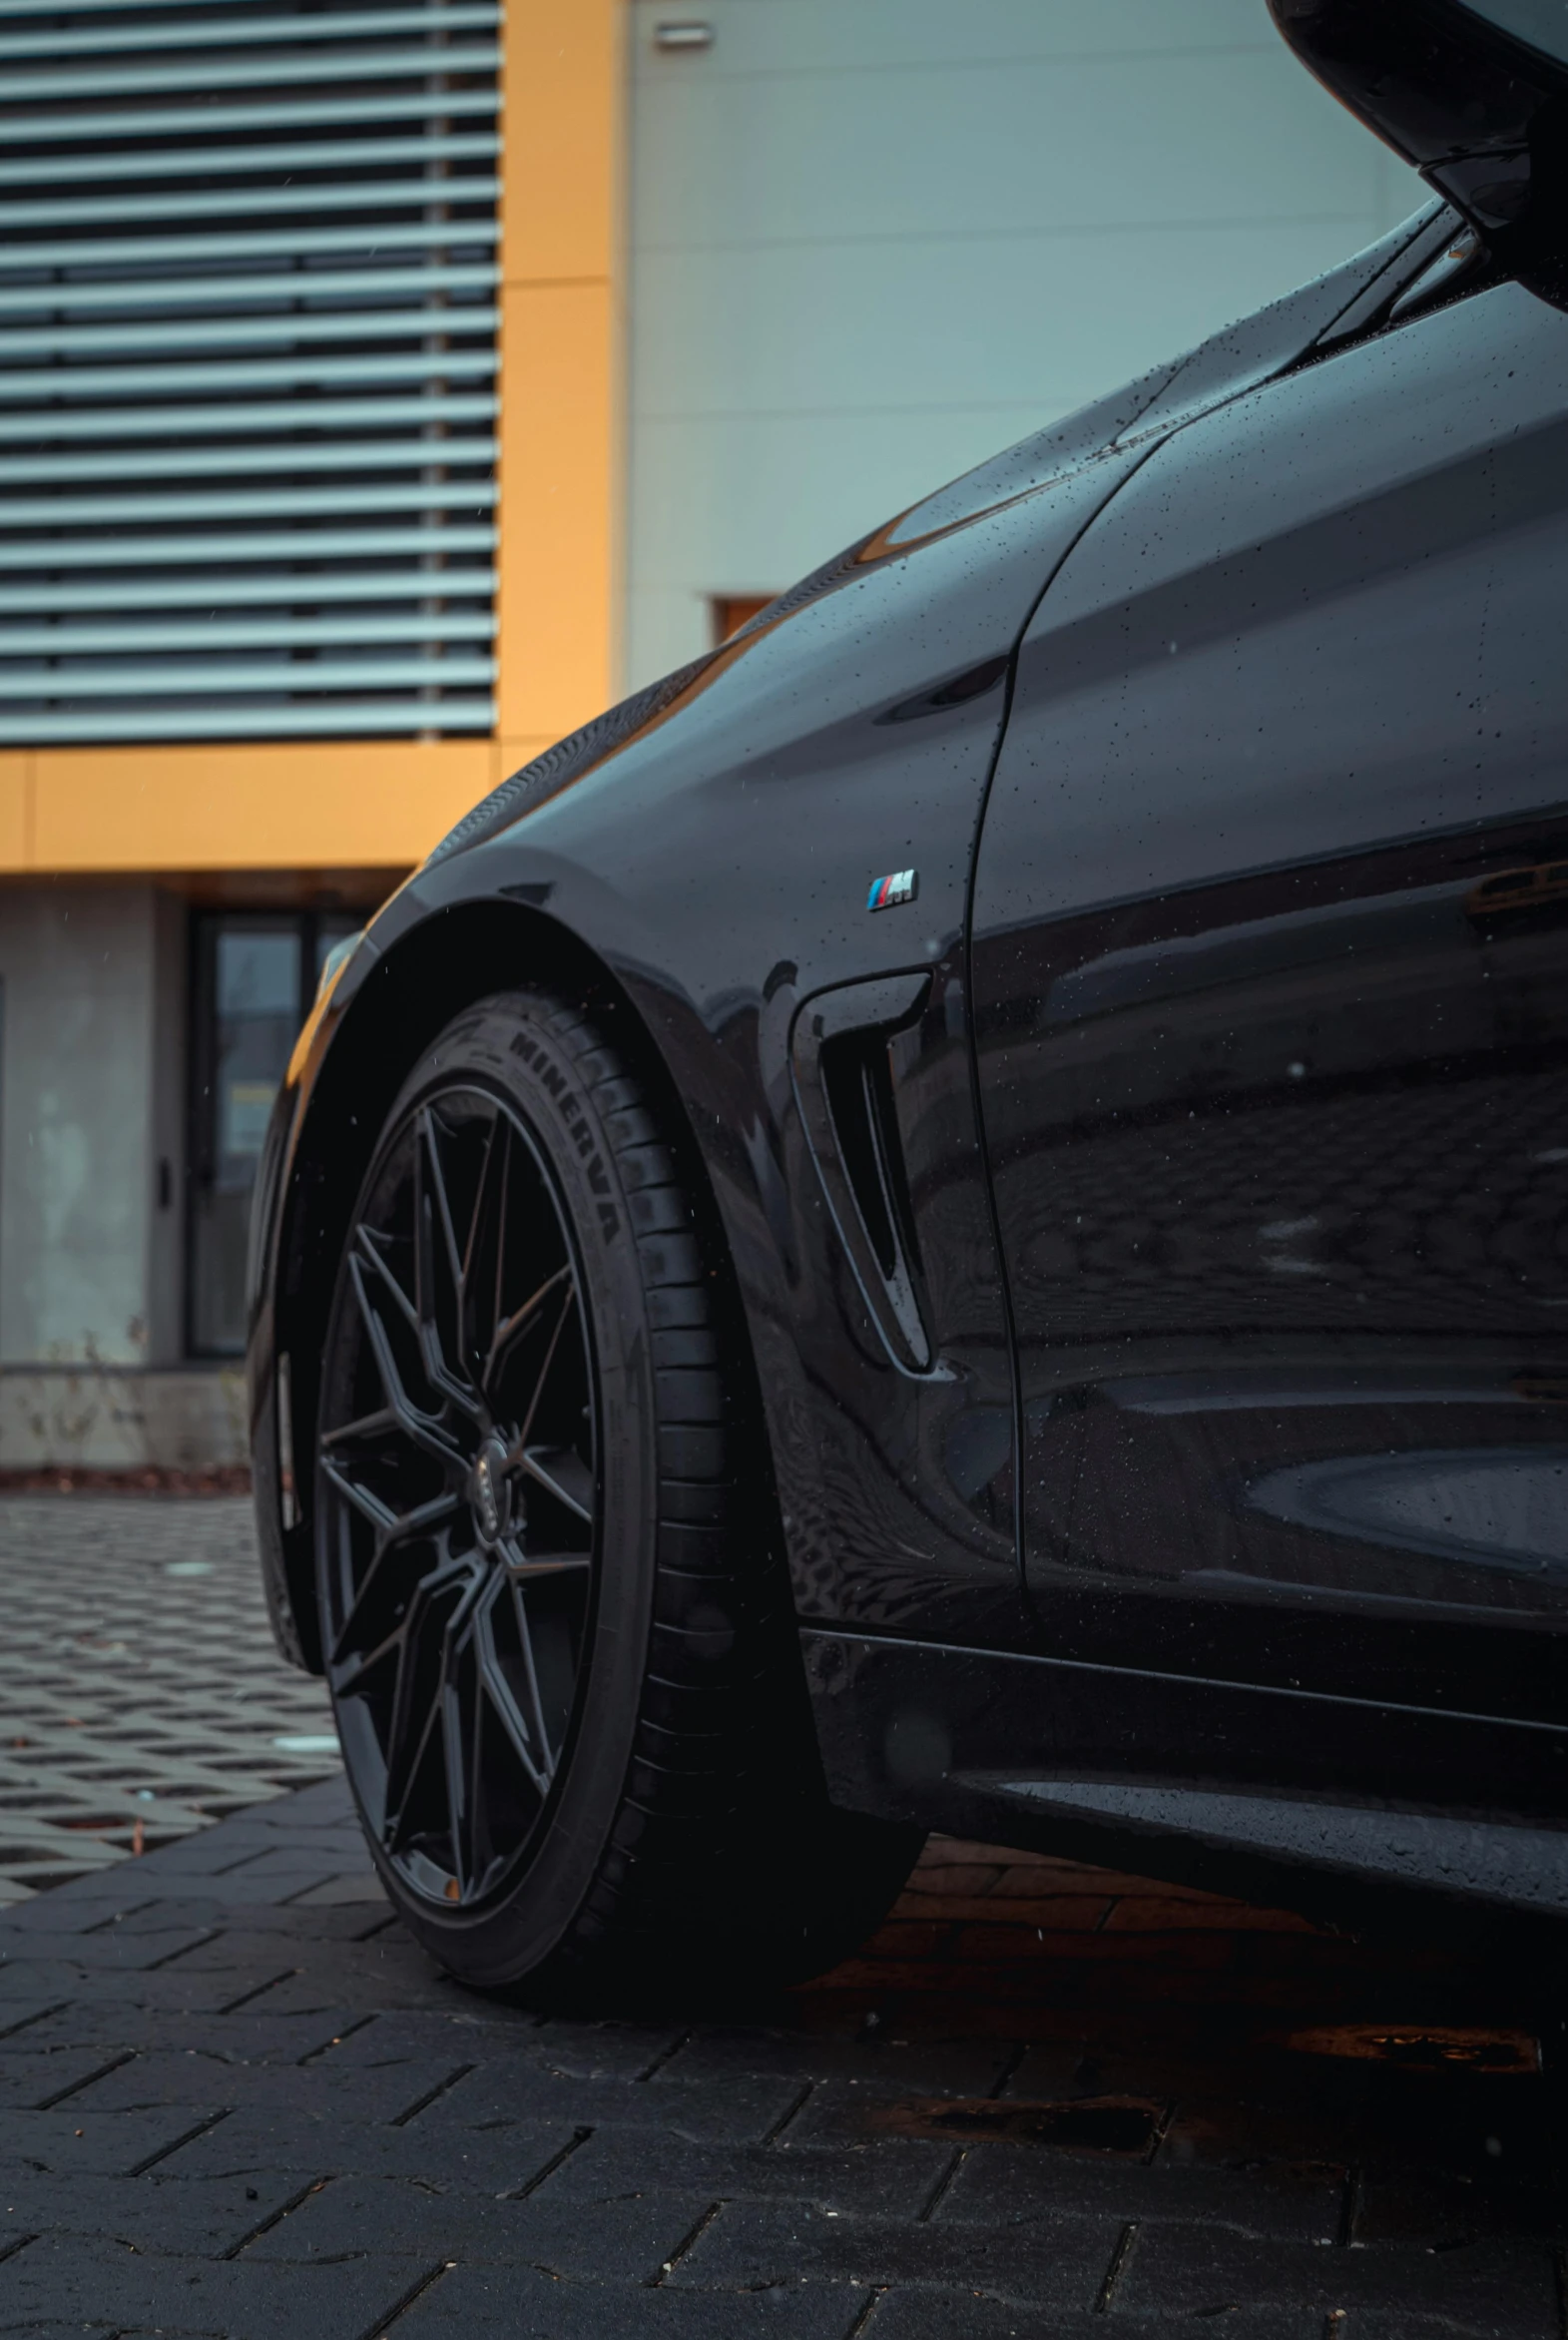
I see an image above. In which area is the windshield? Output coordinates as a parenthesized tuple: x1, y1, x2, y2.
(1461, 0, 1568, 67)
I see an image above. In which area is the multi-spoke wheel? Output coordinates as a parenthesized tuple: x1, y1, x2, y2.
(317, 989, 919, 1996)
(319, 1084, 595, 1910)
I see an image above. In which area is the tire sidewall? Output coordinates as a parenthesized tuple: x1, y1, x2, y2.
(316, 992, 660, 1988)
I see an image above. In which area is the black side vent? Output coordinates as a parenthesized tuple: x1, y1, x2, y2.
(819, 1032, 918, 1287)
(791, 971, 933, 1374)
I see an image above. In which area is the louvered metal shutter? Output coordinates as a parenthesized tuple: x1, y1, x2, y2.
(0, 0, 501, 744)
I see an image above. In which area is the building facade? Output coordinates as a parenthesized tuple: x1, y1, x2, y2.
(0, 0, 1419, 1465)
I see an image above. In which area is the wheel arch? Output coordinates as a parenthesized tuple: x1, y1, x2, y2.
(266, 893, 775, 1671)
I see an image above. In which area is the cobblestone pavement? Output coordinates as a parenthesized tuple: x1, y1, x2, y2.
(0, 1502, 1565, 2335)
(0, 1500, 338, 1901)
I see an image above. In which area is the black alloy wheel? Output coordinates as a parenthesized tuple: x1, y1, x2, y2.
(318, 1081, 596, 1913)
(316, 989, 919, 1996)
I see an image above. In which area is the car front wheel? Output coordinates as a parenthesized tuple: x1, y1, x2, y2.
(314, 986, 919, 1995)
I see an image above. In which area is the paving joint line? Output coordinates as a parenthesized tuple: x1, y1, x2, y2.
(143, 1928, 221, 1973)
(0, 2001, 65, 2043)
(635, 2025, 693, 2082)
(299, 2012, 377, 2065)
(35, 2047, 136, 2109)
(650, 2199, 723, 2285)
(359, 2256, 455, 2340)
(844, 2284, 888, 2338)
(83, 1899, 156, 1935)
(352, 1913, 403, 1942)
(762, 2079, 814, 2146)
(503, 2125, 593, 2201)
(389, 2060, 475, 2127)
(278, 1868, 367, 1906)
(219, 1967, 300, 2014)
(1095, 2220, 1139, 2314)
(127, 2106, 232, 2177)
(915, 2146, 966, 2223)
(211, 1844, 280, 1877)
(224, 2172, 333, 2259)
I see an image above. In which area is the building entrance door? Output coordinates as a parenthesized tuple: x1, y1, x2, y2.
(188, 911, 358, 1357)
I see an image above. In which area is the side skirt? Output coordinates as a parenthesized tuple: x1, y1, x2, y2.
(802, 1627, 1568, 1947)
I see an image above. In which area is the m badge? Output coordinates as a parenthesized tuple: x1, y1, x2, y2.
(866, 868, 918, 911)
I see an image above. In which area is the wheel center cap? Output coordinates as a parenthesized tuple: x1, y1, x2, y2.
(470, 1436, 512, 1548)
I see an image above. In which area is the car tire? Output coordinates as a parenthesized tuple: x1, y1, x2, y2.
(314, 986, 921, 1996)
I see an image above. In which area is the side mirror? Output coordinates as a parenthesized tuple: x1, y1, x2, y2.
(1270, 0, 1568, 305)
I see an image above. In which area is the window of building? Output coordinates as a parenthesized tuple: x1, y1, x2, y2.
(187, 909, 358, 1358)
(4, 0, 503, 752)
(711, 595, 778, 644)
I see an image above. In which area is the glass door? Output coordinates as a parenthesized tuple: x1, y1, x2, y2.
(187, 910, 359, 1356)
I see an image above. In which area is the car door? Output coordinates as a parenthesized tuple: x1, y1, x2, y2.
(970, 272, 1568, 1810)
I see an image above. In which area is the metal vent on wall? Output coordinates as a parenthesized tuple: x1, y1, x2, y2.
(0, 0, 501, 744)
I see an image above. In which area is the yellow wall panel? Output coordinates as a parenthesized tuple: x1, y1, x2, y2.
(20, 0, 622, 878)
(495, 284, 619, 746)
(29, 741, 493, 874)
(499, 0, 621, 287)
(0, 757, 32, 872)
(493, 0, 623, 753)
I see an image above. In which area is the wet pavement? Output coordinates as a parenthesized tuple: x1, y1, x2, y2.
(0, 1498, 1564, 2336)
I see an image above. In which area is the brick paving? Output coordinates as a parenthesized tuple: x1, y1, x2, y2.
(0, 1499, 337, 1901)
(0, 1502, 1565, 2334)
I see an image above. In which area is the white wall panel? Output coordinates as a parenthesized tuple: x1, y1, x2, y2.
(626, 0, 1425, 685)
(637, 0, 1279, 73)
(633, 222, 1397, 421)
(633, 54, 1384, 250)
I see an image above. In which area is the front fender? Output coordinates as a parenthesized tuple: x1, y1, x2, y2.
(252, 440, 1143, 1671)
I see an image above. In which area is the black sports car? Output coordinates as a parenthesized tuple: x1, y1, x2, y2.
(251, 0, 1568, 1992)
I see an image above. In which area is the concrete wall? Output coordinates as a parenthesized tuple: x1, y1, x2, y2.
(625, 0, 1426, 687)
(0, 1365, 248, 1473)
(0, 879, 184, 1371)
